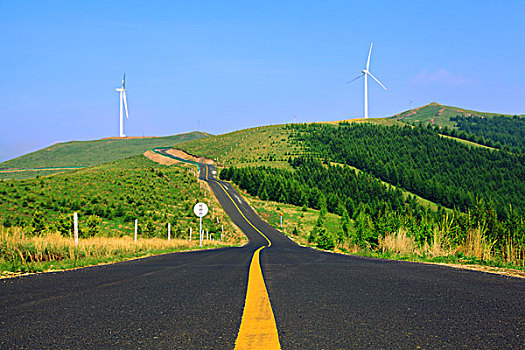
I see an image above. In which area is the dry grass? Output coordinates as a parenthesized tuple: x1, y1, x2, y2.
(379, 229, 417, 256)
(0, 226, 232, 277)
(380, 227, 455, 258)
(503, 239, 525, 265)
(460, 227, 497, 261)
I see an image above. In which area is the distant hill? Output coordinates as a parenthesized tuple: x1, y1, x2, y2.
(0, 132, 210, 172)
(178, 119, 446, 212)
(391, 103, 525, 151)
(178, 118, 400, 170)
(391, 102, 518, 126)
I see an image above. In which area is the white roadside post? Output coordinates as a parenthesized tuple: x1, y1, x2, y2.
(74, 212, 78, 245)
(168, 223, 171, 242)
(189, 227, 192, 242)
(221, 224, 223, 241)
(279, 212, 283, 228)
(193, 202, 209, 247)
(134, 219, 138, 242)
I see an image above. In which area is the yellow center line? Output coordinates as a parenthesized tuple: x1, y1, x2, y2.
(200, 165, 279, 348)
(234, 247, 281, 350)
(214, 180, 272, 247)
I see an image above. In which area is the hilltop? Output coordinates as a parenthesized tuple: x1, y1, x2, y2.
(177, 118, 401, 170)
(392, 103, 525, 151)
(391, 102, 521, 127)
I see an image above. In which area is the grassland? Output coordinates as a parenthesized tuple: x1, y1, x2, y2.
(178, 125, 297, 170)
(0, 155, 242, 241)
(323, 117, 404, 127)
(0, 132, 209, 180)
(0, 154, 245, 276)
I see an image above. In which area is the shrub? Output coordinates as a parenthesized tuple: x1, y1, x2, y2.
(316, 227, 335, 250)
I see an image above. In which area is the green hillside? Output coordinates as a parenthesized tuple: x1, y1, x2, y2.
(0, 155, 240, 242)
(179, 120, 448, 213)
(0, 132, 209, 172)
(392, 103, 525, 151)
(178, 125, 296, 170)
(177, 116, 524, 265)
(178, 119, 401, 170)
(391, 102, 514, 127)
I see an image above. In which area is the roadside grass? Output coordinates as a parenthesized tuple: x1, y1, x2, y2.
(178, 125, 297, 170)
(0, 226, 231, 277)
(0, 132, 208, 180)
(0, 154, 246, 277)
(232, 182, 525, 276)
(231, 183, 347, 246)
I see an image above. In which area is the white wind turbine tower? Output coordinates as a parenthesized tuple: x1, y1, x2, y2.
(348, 43, 387, 118)
(115, 74, 130, 137)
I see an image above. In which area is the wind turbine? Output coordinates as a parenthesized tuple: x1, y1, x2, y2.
(115, 74, 130, 137)
(348, 43, 387, 118)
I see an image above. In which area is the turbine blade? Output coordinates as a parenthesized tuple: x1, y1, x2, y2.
(366, 43, 373, 70)
(123, 91, 129, 118)
(367, 71, 387, 90)
(346, 73, 364, 84)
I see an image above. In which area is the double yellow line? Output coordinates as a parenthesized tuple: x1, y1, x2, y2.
(203, 164, 280, 349)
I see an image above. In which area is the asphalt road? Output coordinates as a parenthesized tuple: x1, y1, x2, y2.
(1, 161, 523, 349)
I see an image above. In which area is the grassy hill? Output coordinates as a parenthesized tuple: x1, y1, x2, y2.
(0, 154, 241, 243)
(178, 120, 447, 213)
(0, 132, 210, 179)
(178, 125, 296, 169)
(391, 102, 519, 127)
(178, 119, 403, 170)
(392, 103, 525, 152)
(213, 120, 523, 265)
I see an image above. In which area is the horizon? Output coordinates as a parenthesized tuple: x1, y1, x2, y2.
(2, 1, 524, 162)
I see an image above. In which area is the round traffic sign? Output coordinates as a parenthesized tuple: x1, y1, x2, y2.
(193, 202, 209, 218)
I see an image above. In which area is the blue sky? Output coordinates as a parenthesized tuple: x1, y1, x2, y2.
(1, 0, 524, 162)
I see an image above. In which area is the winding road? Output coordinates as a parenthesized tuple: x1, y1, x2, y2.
(1, 159, 523, 349)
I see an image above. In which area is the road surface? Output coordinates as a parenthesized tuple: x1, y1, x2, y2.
(1, 160, 523, 349)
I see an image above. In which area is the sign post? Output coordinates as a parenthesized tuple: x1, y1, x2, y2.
(74, 212, 78, 245)
(193, 202, 209, 247)
(279, 212, 283, 228)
